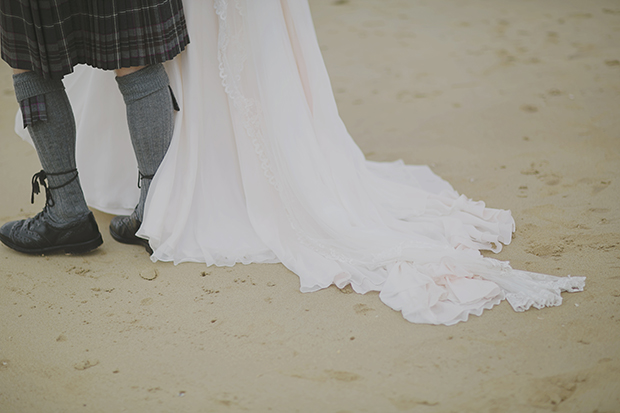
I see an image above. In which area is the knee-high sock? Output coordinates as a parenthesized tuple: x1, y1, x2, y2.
(116, 64, 174, 221)
(12, 72, 90, 224)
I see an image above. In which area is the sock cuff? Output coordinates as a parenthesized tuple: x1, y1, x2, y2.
(13, 72, 65, 102)
(115, 64, 170, 104)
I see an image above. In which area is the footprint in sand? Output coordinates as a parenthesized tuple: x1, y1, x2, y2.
(546, 31, 559, 44)
(325, 370, 361, 382)
(528, 373, 586, 410)
(68, 266, 91, 276)
(548, 88, 563, 96)
(520, 162, 563, 186)
(353, 303, 374, 315)
(591, 180, 611, 195)
(525, 243, 564, 258)
(74, 359, 99, 370)
(520, 104, 539, 113)
(540, 173, 562, 186)
(390, 396, 439, 409)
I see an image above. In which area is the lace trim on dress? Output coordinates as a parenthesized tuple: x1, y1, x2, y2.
(213, 0, 504, 268)
(215, 0, 280, 193)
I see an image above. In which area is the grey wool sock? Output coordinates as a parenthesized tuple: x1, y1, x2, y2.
(116, 64, 174, 222)
(12, 71, 90, 225)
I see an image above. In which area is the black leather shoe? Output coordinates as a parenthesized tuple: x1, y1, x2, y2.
(109, 215, 152, 254)
(0, 210, 103, 255)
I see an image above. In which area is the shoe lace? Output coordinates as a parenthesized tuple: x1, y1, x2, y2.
(25, 205, 51, 230)
(137, 171, 154, 188)
(30, 168, 79, 207)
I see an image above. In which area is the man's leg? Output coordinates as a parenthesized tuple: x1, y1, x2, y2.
(0, 70, 102, 254)
(110, 64, 174, 252)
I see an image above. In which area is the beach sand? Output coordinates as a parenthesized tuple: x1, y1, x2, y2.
(1, 0, 619, 411)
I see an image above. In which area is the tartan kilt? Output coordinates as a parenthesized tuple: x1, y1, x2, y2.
(0, 0, 190, 79)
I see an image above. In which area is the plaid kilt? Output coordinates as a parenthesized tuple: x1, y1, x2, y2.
(0, 0, 190, 79)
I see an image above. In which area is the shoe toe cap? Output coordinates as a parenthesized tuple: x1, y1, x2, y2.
(110, 215, 141, 238)
(0, 220, 20, 239)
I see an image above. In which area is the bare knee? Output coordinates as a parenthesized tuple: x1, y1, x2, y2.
(12, 68, 30, 75)
(115, 66, 146, 77)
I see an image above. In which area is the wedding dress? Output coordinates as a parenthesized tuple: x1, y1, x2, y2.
(15, 0, 584, 325)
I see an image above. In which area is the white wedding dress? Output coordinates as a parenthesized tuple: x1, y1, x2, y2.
(15, 0, 584, 325)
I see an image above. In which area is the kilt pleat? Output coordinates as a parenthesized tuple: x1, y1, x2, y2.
(0, 0, 190, 79)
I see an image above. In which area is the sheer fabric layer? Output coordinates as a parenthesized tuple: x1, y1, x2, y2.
(16, 0, 584, 325)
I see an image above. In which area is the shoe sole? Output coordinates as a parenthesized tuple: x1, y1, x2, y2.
(109, 227, 153, 254)
(0, 233, 103, 255)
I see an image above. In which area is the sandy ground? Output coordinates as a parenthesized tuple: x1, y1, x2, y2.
(1, 0, 619, 412)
